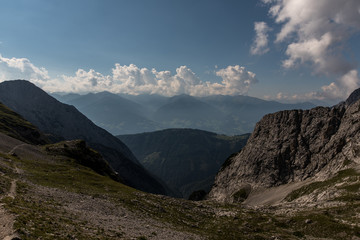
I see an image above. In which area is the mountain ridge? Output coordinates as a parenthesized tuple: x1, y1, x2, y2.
(54, 91, 315, 135)
(0, 80, 169, 195)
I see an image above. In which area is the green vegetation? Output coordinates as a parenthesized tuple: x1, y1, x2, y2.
(0, 174, 11, 195)
(44, 140, 120, 181)
(286, 168, 360, 201)
(0, 102, 48, 144)
(284, 208, 360, 239)
(15, 149, 135, 198)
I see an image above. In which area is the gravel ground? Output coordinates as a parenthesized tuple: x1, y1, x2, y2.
(26, 184, 203, 240)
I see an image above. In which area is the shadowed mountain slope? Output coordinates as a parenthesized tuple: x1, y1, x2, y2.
(0, 80, 169, 195)
(0, 102, 49, 145)
(118, 129, 250, 198)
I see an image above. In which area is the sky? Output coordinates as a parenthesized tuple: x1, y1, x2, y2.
(0, 0, 360, 104)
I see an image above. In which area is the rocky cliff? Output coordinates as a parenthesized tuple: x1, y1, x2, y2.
(209, 89, 360, 203)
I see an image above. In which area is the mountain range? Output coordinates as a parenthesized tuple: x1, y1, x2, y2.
(0, 80, 360, 239)
(118, 129, 250, 198)
(53, 91, 315, 135)
(0, 80, 169, 195)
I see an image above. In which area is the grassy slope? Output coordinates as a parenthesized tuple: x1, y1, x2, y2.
(0, 102, 49, 145)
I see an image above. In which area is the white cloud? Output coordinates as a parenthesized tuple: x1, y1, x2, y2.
(56, 64, 257, 96)
(250, 21, 271, 55)
(0, 54, 258, 96)
(0, 54, 49, 82)
(59, 69, 112, 93)
(215, 65, 258, 95)
(320, 70, 360, 99)
(266, 70, 360, 103)
(282, 32, 333, 71)
(262, 0, 360, 100)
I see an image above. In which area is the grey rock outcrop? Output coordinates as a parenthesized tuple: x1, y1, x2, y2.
(209, 89, 360, 203)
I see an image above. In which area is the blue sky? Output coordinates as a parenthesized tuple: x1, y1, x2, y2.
(0, 0, 360, 103)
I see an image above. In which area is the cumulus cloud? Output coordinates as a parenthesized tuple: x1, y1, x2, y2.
(59, 69, 112, 93)
(55, 64, 258, 96)
(0, 54, 258, 96)
(250, 21, 271, 55)
(0, 54, 49, 82)
(262, 0, 360, 100)
(320, 70, 360, 99)
(215, 65, 258, 95)
(266, 70, 360, 103)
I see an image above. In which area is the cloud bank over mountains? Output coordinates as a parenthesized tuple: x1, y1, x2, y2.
(0, 54, 257, 96)
(257, 0, 360, 101)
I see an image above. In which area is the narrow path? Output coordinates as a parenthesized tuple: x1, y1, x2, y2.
(7, 166, 21, 200)
(0, 177, 17, 239)
(0, 158, 22, 239)
(8, 143, 26, 156)
(6, 144, 24, 200)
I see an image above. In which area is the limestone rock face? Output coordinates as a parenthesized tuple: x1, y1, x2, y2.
(209, 89, 360, 203)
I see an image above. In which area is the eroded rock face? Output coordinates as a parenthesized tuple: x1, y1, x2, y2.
(209, 90, 360, 203)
